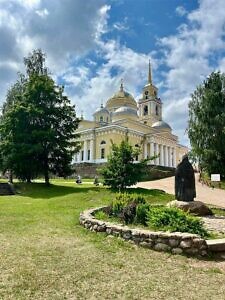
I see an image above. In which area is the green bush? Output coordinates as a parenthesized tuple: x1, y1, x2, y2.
(135, 203, 151, 225)
(110, 193, 146, 216)
(106, 193, 146, 224)
(147, 207, 209, 237)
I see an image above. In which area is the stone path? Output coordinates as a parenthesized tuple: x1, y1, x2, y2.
(202, 216, 225, 234)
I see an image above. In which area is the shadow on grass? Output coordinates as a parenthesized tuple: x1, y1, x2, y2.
(14, 182, 100, 199)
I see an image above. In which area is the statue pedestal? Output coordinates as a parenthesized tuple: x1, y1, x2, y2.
(167, 200, 213, 216)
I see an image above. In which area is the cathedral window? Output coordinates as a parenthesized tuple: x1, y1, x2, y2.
(100, 140, 106, 145)
(100, 116, 103, 122)
(143, 105, 148, 116)
(81, 151, 84, 161)
(156, 105, 159, 115)
(101, 148, 105, 159)
(87, 150, 90, 160)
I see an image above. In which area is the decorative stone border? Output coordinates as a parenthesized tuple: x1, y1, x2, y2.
(79, 206, 209, 256)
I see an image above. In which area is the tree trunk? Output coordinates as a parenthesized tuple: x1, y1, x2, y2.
(44, 164, 50, 186)
(9, 170, 13, 184)
(27, 177, 31, 184)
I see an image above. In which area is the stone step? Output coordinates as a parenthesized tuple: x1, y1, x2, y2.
(206, 239, 225, 252)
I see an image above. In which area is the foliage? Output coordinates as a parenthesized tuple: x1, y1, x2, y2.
(100, 138, 151, 189)
(147, 206, 209, 238)
(188, 72, 225, 178)
(0, 49, 80, 184)
(94, 210, 109, 221)
(107, 193, 146, 224)
(135, 203, 151, 225)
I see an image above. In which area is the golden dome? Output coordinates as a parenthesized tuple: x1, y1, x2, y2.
(105, 82, 137, 112)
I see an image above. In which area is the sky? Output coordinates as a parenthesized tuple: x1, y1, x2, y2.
(0, 0, 225, 146)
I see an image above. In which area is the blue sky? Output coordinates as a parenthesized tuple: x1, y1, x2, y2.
(0, 0, 225, 146)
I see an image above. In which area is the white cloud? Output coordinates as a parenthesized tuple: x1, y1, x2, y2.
(175, 6, 187, 17)
(0, 0, 108, 101)
(68, 39, 157, 118)
(159, 0, 225, 145)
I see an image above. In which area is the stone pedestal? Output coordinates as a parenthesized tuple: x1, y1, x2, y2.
(167, 200, 213, 216)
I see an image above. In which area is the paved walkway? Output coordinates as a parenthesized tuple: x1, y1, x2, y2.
(136, 174, 225, 208)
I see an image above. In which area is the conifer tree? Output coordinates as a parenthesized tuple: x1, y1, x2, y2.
(0, 49, 80, 184)
(188, 72, 225, 178)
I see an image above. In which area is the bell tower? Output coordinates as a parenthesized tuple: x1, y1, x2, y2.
(138, 60, 162, 126)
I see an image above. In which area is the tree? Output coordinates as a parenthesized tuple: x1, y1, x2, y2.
(0, 49, 80, 185)
(100, 138, 149, 189)
(188, 71, 225, 178)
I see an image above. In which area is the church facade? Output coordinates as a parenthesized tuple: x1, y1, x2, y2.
(74, 63, 188, 167)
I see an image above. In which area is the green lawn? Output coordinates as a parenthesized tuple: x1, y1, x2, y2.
(0, 182, 225, 299)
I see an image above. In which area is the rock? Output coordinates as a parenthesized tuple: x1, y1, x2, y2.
(172, 248, 183, 255)
(167, 200, 213, 216)
(154, 243, 171, 252)
(122, 231, 132, 240)
(184, 248, 199, 255)
(140, 241, 153, 249)
(180, 239, 193, 249)
(169, 239, 180, 248)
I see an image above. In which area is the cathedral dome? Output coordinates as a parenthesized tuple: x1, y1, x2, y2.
(106, 82, 137, 112)
(112, 106, 138, 122)
(93, 104, 109, 123)
(152, 120, 171, 131)
(93, 106, 109, 115)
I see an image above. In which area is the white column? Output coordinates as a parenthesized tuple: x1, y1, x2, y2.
(159, 144, 164, 166)
(83, 140, 88, 162)
(164, 146, 168, 167)
(168, 146, 171, 167)
(150, 142, 154, 160)
(144, 143, 148, 159)
(155, 143, 159, 165)
(90, 139, 94, 162)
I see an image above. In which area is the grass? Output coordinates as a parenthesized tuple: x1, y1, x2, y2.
(0, 181, 225, 299)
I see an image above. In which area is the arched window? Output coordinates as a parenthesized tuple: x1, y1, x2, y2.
(101, 148, 105, 159)
(100, 116, 103, 122)
(156, 105, 159, 115)
(143, 105, 148, 116)
(100, 140, 106, 145)
(135, 144, 139, 147)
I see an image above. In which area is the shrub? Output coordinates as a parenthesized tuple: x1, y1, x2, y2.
(135, 203, 151, 225)
(110, 193, 146, 216)
(147, 207, 209, 237)
(120, 202, 137, 224)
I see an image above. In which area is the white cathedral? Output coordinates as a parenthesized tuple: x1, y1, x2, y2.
(74, 62, 188, 167)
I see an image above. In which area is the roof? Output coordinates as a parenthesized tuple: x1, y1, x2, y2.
(152, 120, 172, 130)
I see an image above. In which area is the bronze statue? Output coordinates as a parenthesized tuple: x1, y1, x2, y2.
(175, 154, 196, 202)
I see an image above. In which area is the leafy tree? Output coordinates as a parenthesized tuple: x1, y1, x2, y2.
(0, 49, 80, 185)
(188, 72, 225, 178)
(100, 138, 150, 190)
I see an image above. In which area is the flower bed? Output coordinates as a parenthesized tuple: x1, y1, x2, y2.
(80, 207, 209, 256)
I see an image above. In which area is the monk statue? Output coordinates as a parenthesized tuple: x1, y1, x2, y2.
(175, 154, 196, 202)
